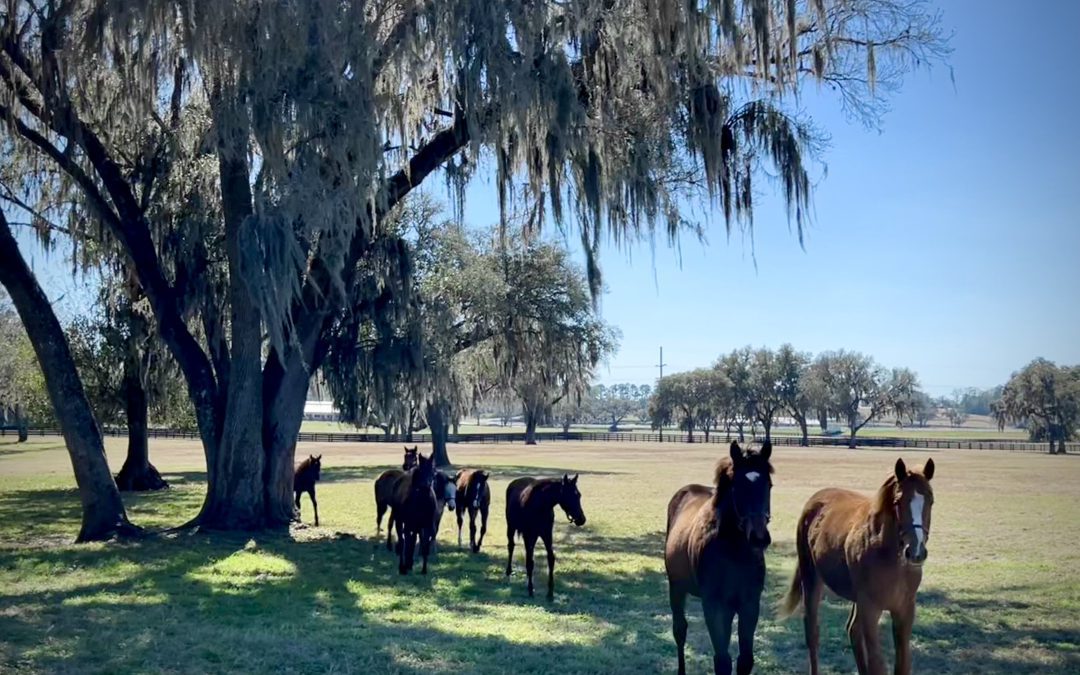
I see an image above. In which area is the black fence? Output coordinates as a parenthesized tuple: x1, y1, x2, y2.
(7, 426, 1077, 454)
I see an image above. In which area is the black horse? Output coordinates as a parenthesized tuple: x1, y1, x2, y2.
(391, 453, 438, 574)
(505, 474, 587, 600)
(664, 441, 774, 675)
(294, 454, 323, 526)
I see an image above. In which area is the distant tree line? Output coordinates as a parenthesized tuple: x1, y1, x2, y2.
(646, 346, 924, 448)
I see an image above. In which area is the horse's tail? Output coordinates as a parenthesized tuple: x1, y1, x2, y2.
(778, 566, 803, 619)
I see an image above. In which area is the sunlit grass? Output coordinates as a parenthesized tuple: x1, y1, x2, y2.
(0, 438, 1077, 673)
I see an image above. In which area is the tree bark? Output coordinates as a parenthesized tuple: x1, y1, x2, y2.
(427, 401, 452, 467)
(114, 365, 167, 492)
(818, 410, 828, 431)
(0, 213, 137, 541)
(16, 407, 27, 442)
(796, 415, 809, 446)
(763, 417, 773, 443)
(524, 406, 539, 445)
(196, 140, 267, 531)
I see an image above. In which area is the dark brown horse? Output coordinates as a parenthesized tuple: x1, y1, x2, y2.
(665, 441, 774, 675)
(294, 454, 323, 526)
(373, 446, 424, 534)
(455, 469, 491, 552)
(505, 474, 586, 600)
(390, 452, 438, 574)
(780, 458, 936, 675)
(427, 470, 458, 554)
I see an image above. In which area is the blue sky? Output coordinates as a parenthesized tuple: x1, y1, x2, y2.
(12, 0, 1079, 397)
(431, 0, 1080, 395)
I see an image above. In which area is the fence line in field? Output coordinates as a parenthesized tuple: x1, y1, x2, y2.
(5, 426, 1077, 454)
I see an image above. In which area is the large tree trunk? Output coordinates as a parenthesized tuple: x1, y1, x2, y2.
(686, 420, 695, 443)
(818, 409, 828, 431)
(16, 407, 28, 443)
(427, 401, 452, 467)
(797, 415, 809, 447)
(196, 143, 267, 531)
(0, 214, 137, 541)
(524, 405, 539, 445)
(763, 417, 773, 443)
(848, 415, 859, 449)
(114, 364, 167, 492)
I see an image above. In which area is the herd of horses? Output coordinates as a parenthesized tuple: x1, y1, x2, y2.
(293, 442, 936, 674)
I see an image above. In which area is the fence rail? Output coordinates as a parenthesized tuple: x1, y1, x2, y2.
(4, 426, 1077, 454)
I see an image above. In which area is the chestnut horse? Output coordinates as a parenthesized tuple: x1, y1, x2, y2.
(455, 469, 491, 552)
(780, 458, 936, 675)
(665, 441, 774, 675)
(294, 454, 322, 526)
(505, 474, 586, 599)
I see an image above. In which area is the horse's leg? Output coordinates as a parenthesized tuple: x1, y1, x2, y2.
(846, 604, 868, 675)
(386, 509, 395, 551)
(540, 528, 556, 600)
(669, 583, 690, 675)
(857, 601, 886, 675)
(477, 503, 489, 552)
(308, 488, 318, 527)
(702, 596, 736, 675)
(468, 506, 478, 552)
(420, 527, 432, 575)
(294, 492, 302, 521)
(505, 525, 515, 576)
(736, 594, 760, 675)
(801, 563, 824, 675)
(524, 532, 538, 597)
(890, 601, 915, 675)
(397, 526, 409, 575)
(456, 505, 464, 548)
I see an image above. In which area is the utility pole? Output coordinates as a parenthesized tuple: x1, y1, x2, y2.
(656, 346, 667, 442)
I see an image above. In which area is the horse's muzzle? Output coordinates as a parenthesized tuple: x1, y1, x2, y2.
(903, 544, 927, 565)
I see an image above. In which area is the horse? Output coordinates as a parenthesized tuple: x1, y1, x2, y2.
(779, 457, 936, 675)
(505, 473, 586, 600)
(664, 441, 774, 675)
(403, 445, 419, 470)
(294, 454, 323, 526)
(426, 470, 458, 555)
(390, 452, 438, 574)
(373, 446, 423, 534)
(455, 469, 491, 552)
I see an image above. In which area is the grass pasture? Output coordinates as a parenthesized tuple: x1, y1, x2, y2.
(1, 438, 1078, 673)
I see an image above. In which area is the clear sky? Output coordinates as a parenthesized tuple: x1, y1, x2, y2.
(11, 0, 1079, 397)
(430, 0, 1080, 395)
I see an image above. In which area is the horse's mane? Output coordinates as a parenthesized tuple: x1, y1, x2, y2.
(873, 474, 900, 516)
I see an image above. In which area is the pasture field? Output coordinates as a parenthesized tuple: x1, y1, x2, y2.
(1, 438, 1077, 673)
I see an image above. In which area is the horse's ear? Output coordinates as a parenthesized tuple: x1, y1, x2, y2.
(894, 458, 908, 482)
(759, 441, 772, 461)
(730, 441, 743, 463)
(481, 471, 490, 480)
(571, 474, 579, 484)
(315, 454, 322, 461)
(923, 458, 935, 481)
(562, 473, 570, 483)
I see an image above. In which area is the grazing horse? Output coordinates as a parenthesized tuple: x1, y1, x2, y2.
(780, 458, 936, 675)
(505, 474, 586, 599)
(390, 452, 438, 574)
(455, 469, 491, 552)
(294, 454, 323, 526)
(665, 441, 774, 675)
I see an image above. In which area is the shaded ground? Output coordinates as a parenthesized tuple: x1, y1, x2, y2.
(0, 438, 1077, 673)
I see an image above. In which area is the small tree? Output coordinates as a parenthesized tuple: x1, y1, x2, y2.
(749, 348, 784, 442)
(0, 296, 53, 441)
(993, 359, 1079, 454)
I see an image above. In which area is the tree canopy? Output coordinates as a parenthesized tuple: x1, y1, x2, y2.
(0, 0, 948, 537)
(993, 359, 1079, 454)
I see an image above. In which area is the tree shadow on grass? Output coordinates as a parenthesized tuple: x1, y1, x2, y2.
(1, 489, 1076, 674)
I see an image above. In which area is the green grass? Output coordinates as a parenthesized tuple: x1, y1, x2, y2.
(1, 437, 1077, 673)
